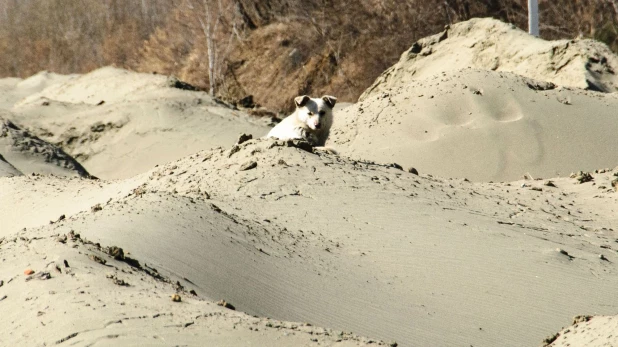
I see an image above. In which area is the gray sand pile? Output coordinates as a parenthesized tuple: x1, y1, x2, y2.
(3, 138, 618, 346)
(0, 114, 90, 177)
(0, 227, 378, 347)
(0, 153, 22, 177)
(329, 69, 618, 182)
(361, 17, 618, 100)
(543, 315, 618, 346)
(5, 67, 271, 179)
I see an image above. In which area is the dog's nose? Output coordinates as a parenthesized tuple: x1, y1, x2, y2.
(315, 123, 321, 129)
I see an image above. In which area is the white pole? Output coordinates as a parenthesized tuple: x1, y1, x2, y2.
(528, 0, 539, 37)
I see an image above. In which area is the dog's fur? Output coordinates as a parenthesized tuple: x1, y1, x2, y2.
(266, 95, 337, 147)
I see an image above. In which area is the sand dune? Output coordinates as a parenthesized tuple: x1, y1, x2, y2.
(329, 69, 618, 182)
(0, 115, 90, 177)
(361, 18, 618, 100)
(0, 153, 22, 177)
(3, 139, 618, 346)
(7, 67, 271, 179)
(0, 226, 375, 346)
(544, 315, 618, 346)
(2, 17, 618, 347)
(330, 17, 618, 183)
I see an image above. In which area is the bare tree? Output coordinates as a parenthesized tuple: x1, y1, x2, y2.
(183, 0, 223, 95)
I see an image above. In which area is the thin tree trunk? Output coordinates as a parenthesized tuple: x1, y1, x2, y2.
(198, 0, 216, 96)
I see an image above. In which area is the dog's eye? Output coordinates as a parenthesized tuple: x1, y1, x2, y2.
(307, 112, 313, 116)
(319, 111, 325, 116)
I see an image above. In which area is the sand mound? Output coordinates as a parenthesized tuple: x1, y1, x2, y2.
(0, 153, 22, 177)
(14, 67, 188, 106)
(3, 139, 617, 346)
(15, 70, 76, 94)
(361, 18, 618, 100)
(0, 114, 90, 177)
(329, 69, 618, 182)
(5, 67, 272, 179)
(543, 315, 618, 346)
(0, 229, 376, 346)
(0, 71, 73, 110)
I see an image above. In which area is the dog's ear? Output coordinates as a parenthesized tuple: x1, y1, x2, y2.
(322, 95, 337, 108)
(294, 95, 310, 108)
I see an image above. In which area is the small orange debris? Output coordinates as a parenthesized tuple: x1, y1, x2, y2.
(24, 269, 34, 275)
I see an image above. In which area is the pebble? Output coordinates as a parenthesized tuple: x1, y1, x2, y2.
(557, 248, 570, 257)
(239, 161, 258, 171)
(88, 254, 107, 265)
(171, 294, 182, 302)
(237, 133, 253, 145)
(407, 167, 419, 175)
(217, 300, 236, 310)
(107, 246, 125, 260)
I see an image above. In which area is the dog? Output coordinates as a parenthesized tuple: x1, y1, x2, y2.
(266, 95, 337, 147)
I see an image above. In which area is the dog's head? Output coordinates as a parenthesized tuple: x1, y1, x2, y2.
(294, 95, 337, 130)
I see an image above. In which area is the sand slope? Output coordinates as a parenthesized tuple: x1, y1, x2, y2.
(0, 228, 377, 346)
(2, 139, 617, 346)
(361, 18, 618, 100)
(329, 69, 618, 182)
(330, 17, 618, 183)
(0, 70, 75, 110)
(5, 67, 272, 179)
(0, 115, 90, 178)
(0, 153, 22, 177)
(544, 315, 618, 346)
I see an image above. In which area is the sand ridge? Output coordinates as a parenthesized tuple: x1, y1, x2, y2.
(329, 68, 618, 182)
(5, 67, 272, 180)
(2, 138, 618, 346)
(0, 153, 22, 177)
(0, 227, 380, 346)
(0, 114, 90, 178)
(361, 17, 618, 100)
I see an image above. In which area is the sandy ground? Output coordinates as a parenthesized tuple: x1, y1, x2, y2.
(360, 18, 618, 100)
(543, 315, 618, 346)
(0, 226, 377, 346)
(2, 17, 618, 347)
(2, 138, 618, 346)
(329, 69, 618, 182)
(4, 67, 271, 179)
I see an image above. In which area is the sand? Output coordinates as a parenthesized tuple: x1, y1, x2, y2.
(0, 114, 90, 178)
(2, 17, 618, 347)
(330, 18, 618, 183)
(360, 18, 618, 100)
(2, 138, 618, 346)
(329, 68, 618, 182)
(0, 153, 22, 177)
(7, 67, 272, 179)
(543, 315, 618, 346)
